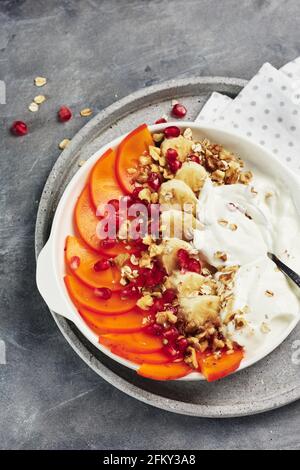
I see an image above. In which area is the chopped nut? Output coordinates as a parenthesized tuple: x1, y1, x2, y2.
(149, 243, 164, 257)
(139, 155, 152, 166)
(137, 294, 154, 310)
(138, 252, 152, 268)
(213, 338, 225, 350)
(211, 169, 225, 184)
(114, 253, 129, 268)
(150, 192, 159, 203)
(265, 290, 274, 297)
(218, 219, 228, 227)
(58, 138, 71, 150)
(130, 254, 139, 266)
(184, 346, 198, 369)
(149, 145, 161, 160)
(229, 223, 238, 231)
(80, 108, 93, 117)
(156, 310, 177, 325)
(153, 133, 164, 143)
(138, 187, 151, 203)
(127, 167, 137, 175)
(214, 251, 228, 262)
(260, 322, 271, 334)
(142, 234, 153, 246)
(34, 95, 46, 104)
(34, 76, 47, 87)
(183, 128, 193, 140)
(239, 170, 253, 184)
(28, 102, 39, 112)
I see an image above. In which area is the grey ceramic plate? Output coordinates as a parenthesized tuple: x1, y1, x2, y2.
(35, 77, 300, 417)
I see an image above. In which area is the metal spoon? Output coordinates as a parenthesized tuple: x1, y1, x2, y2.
(268, 252, 300, 288)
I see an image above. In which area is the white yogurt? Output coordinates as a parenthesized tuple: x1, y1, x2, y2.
(194, 171, 300, 353)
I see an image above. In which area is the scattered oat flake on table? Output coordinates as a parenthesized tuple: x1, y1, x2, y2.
(28, 102, 39, 112)
(34, 95, 46, 104)
(78, 160, 86, 167)
(59, 138, 71, 150)
(80, 108, 93, 117)
(34, 76, 47, 87)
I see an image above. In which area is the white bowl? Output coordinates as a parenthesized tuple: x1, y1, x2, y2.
(36, 122, 300, 381)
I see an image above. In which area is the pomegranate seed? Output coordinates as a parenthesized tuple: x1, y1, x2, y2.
(189, 154, 201, 164)
(169, 160, 182, 173)
(152, 298, 164, 313)
(107, 199, 120, 211)
(164, 126, 180, 139)
(120, 195, 134, 207)
(177, 249, 190, 269)
(94, 259, 111, 271)
(58, 106, 72, 122)
(168, 305, 179, 315)
(164, 344, 180, 358)
(94, 287, 112, 300)
(163, 326, 179, 342)
(146, 323, 163, 336)
(101, 238, 116, 249)
(131, 186, 142, 200)
(187, 258, 201, 274)
(155, 117, 167, 124)
(177, 337, 188, 352)
(166, 148, 178, 163)
(70, 256, 80, 270)
(10, 121, 28, 136)
(171, 103, 187, 118)
(147, 172, 162, 191)
(120, 284, 139, 298)
(162, 288, 177, 304)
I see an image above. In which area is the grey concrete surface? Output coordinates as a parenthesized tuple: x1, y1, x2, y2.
(0, 0, 300, 450)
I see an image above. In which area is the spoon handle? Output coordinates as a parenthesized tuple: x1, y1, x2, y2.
(268, 253, 300, 288)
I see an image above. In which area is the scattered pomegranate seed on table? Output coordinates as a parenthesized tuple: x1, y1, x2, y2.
(58, 106, 72, 122)
(171, 103, 187, 118)
(155, 117, 167, 124)
(10, 121, 28, 136)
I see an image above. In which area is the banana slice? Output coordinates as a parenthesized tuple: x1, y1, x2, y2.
(175, 161, 207, 192)
(166, 271, 217, 296)
(161, 136, 193, 162)
(160, 209, 202, 241)
(159, 179, 198, 215)
(159, 238, 196, 274)
(179, 295, 221, 328)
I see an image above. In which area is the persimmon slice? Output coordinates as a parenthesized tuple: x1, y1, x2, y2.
(64, 275, 137, 314)
(74, 186, 102, 252)
(65, 235, 121, 290)
(138, 362, 192, 381)
(110, 346, 170, 365)
(197, 349, 244, 382)
(80, 307, 146, 333)
(90, 148, 123, 211)
(99, 332, 163, 353)
(115, 124, 154, 193)
(74, 186, 135, 257)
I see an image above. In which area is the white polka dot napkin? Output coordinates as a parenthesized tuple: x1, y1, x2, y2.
(196, 58, 300, 173)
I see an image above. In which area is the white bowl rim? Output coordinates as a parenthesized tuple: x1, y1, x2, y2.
(36, 121, 300, 382)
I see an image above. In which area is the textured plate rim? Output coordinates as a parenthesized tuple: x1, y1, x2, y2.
(35, 76, 300, 418)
